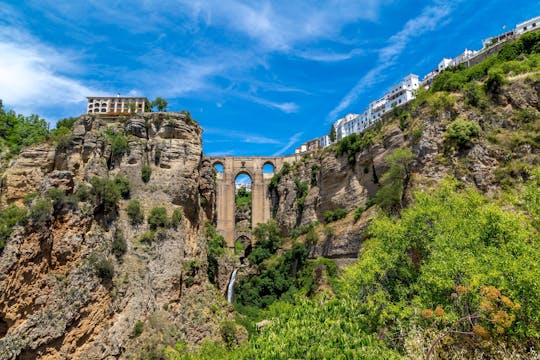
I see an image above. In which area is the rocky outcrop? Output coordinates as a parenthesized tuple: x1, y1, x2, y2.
(0, 113, 228, 359)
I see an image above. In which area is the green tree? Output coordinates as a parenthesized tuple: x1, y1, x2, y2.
(148, 207, 168, 230)
(141, 164, 152, 183)
(375, 147, 414, 211)
(443, 118, 481, 149)
(152, 97, 168, 112)
(126, 199, 144, 225)
(329, 124, 336, 142)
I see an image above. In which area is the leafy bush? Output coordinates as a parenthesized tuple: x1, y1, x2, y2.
(141, 164, 152, 183)
(236, 243, 308, 308)
(464, 82, 488, 109)
(485, 68, 507, 97)
(310, 164, 319, 186)
(294, 179, 309, 211)
(30, 199, 53, 224)
(92, 257, 114, 280)
(323, 208, 348, 223)
(133, 320, 144, 337)
(45, 188, 66, 211)
(148, 207, 168, 230)
(353, 206, 365, 223)
(305, 227, 319, 246)
(170, 208, 183, 229)
(112, 230, 127, 258)
(113, 175, 131, 199)
(335, 132, 374, 164)
(247, 221, 283, 265)
(140, 231, 154, 244)
(90, 177, 121, 216)
(0, 205, 28, 250)
(126, 199, 144, 225)
(0, 104, 49, 156)
(205, 223, 225, 283)
(75, 184, 92, 202)
(220, 321, 237, 350)
(375, 148, 414, 211)
(443, 118, 481, 149)
(108, 131, 128, 159)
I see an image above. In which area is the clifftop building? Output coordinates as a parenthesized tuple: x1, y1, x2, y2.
(87, 96, 149, 114)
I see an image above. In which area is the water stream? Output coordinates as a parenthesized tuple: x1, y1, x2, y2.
(227, 268, 238, 303)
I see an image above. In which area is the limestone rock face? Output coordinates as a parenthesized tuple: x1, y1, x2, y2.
(0, 113, 226, 360)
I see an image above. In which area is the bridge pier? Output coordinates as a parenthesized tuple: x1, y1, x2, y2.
(207, 156, 298, 247)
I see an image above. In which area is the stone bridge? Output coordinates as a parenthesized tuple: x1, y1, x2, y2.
(206, 155, 300, 247)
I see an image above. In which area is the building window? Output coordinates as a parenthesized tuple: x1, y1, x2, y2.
(101, 108, 106, 112)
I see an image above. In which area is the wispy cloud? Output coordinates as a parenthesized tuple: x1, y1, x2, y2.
(204, 128, 281, 145)
(296, 48, 365, 62)
(327, 0, 458, 121)
(0, 25, 101, 116)
(273, 132, 303, 156)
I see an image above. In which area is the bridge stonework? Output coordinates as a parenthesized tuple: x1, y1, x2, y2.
(206, 155, 300, 247)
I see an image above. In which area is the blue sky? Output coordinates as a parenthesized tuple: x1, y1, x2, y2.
(0, 1, 538, 156)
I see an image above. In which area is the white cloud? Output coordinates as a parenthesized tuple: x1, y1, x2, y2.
(327, 0, 458, 121)
(0, 26, 101, 116)
(273, 132, 303, 156)
(177, 0, 390, 52)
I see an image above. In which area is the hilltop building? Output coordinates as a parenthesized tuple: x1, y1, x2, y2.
(87, 96, 149, 114)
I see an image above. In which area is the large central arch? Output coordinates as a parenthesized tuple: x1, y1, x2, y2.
(207, 155, 299, 247)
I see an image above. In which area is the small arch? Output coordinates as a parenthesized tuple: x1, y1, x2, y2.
(234, 235, 252, 259)
(212, 161, 224, 173)
(262, 162, 275, 174)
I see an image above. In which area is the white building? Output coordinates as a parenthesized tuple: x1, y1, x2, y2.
(452, 49, 477, 66)
(438, 58, 453, 72)
(87, 96, 148, 114)
(515, 16, 540, 35)
(318, 134, 331, 147)
(327, 74, 420, 145)
(334, 113, 361, 141)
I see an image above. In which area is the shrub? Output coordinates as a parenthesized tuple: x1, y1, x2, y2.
(170, 208, 183, 229)
(148, 207, 168, 230)
(112, 230, 127, 258)
(375, 148, 414, 211)
(206, 223, 225, 283)
(30, 199, 53, 224)
(305, 228, 319, 246)
(113, 175, 131, 199)
(109, 132, 128, 158)
(45, 188, 66, 210)
(0, 205, 28, 250)
(140, 231, 154, 244)
(75, 184, 92, 202)
(464, 83, 488, 109)
(92, 257, 114, 280)
(310, 164, 320, 186)
(90, 177, 121, 215)
(133, 321, 144, 337)
(220, 321, 237, 349)
(353, 206, 365, 223)
(485, 68, 507, 97)
(246, 221, 283, 265)
(444, 118, 481, 149)
(141, 164, 152, 183)
(23, 192, 39, 207)
(323, 208, 348, 223)
(335, 132, 374, 165)
(126, 199, 144, 225)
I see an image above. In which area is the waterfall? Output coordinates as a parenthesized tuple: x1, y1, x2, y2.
(227, 269, 238, 303)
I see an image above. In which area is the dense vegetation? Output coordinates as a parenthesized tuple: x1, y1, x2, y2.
(167, 33, 540, 359)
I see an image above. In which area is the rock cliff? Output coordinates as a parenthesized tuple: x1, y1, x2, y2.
(270, 75, 539, 259)
(0, 113, 230, 359)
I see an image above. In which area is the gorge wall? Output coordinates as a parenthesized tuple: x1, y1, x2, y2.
(0, 113, 230, 359)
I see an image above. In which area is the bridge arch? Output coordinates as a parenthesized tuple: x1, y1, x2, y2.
(206, 155, 296, 247)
